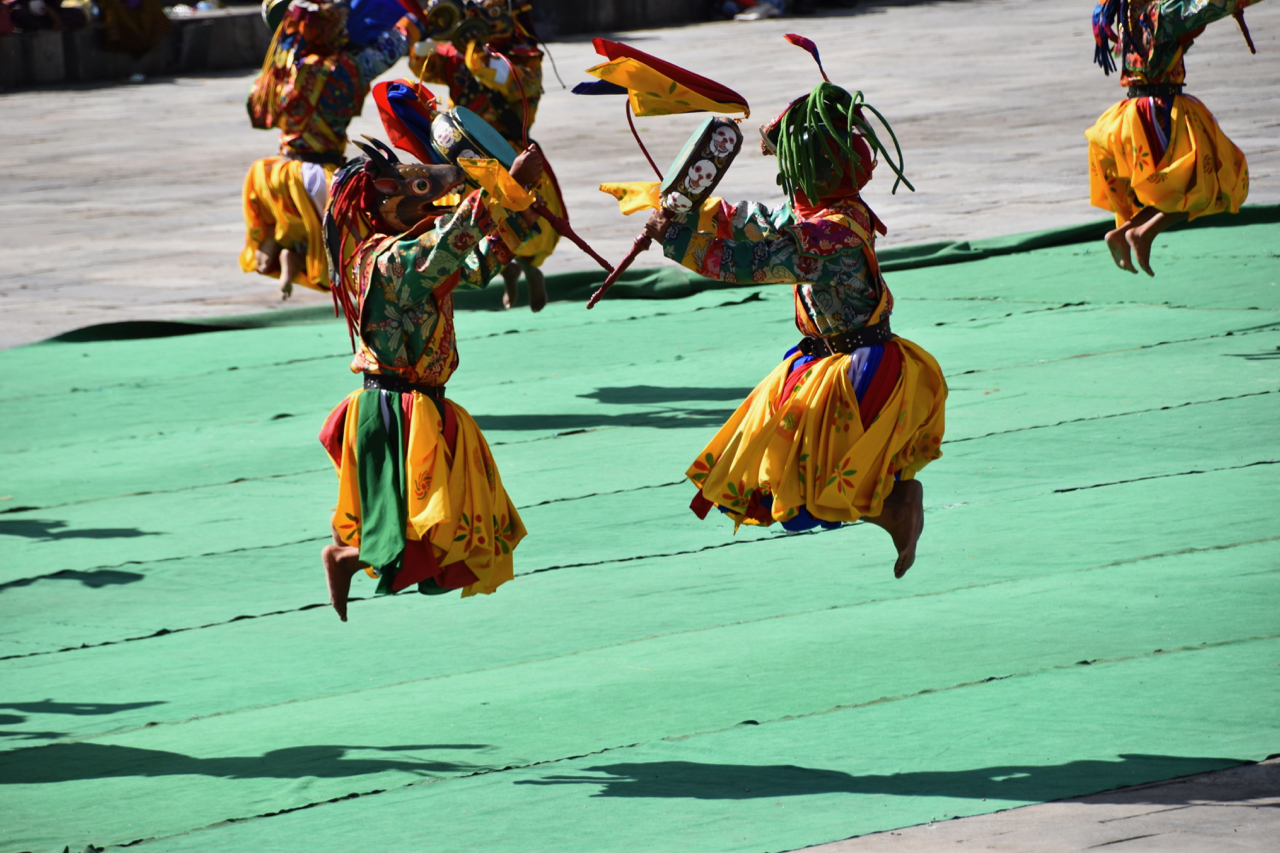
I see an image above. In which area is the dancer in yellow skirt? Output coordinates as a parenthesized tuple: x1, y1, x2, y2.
(317, 136, 546, 621)
(408, 2, 564, 311)
(1086, 0, 1262, 276)
(242, 0, 414, 298)
(646, 78, 947, 578)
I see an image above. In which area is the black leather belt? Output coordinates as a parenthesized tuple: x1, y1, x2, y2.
(363, 373, 446, 399)
(797, 321, 895, 357)
(285, 150, 347, 166)
(1127, 83, 1184, 98)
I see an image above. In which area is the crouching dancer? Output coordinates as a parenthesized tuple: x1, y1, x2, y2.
(649, 80, 947, 578)
(317, 139, 545, 620)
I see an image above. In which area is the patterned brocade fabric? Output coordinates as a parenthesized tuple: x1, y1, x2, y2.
(348, 192, 534, 386)
(410, 42, 544, 145)
(1097, 0, 1259, 85)
(662, 197, 886, 338)
(248, 3, 409, 157)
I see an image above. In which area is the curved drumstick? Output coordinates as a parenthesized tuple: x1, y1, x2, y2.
(586, 233, 651, 309)
(531, 201, 614, 273)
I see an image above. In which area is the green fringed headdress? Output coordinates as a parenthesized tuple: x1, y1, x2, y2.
(763, 36, 914, 200)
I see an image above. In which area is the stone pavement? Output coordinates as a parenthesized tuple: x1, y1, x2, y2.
(0, 0, 1277, 348)
(801, 757, 1280, 853)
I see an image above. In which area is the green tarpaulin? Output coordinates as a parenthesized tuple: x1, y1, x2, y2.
(1, 210, 1277, 853)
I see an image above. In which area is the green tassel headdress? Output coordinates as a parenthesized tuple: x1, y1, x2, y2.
(764, 36, 914, 201)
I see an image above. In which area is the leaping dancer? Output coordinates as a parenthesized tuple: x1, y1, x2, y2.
(1087, 0, 1262, 276)
(619, 36, 948, 578)
(408, 0, 566, 311)
(241, 0, 415, 299)
(316, 134, 546, 621)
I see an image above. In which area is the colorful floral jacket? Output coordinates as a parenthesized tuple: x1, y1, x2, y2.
(662, 197, 892, 339)
(348, 191, 536, 386)
(249, 1, 410, 158)
(1093, 0, 1261, 86)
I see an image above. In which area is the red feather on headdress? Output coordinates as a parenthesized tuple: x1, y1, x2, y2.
(784, 33, 830, 82)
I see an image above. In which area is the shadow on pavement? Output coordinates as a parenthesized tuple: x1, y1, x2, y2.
(515, 754, 1247, 803)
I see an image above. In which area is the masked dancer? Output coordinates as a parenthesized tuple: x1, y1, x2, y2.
(317, 134, 545, 621)
(1087, 0, 1262, 276)
(647, 68, 947, 578)
(241, 0, 414, 299)
(409, 0, 564, 310)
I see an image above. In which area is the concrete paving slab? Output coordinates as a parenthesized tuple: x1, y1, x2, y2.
(0, 0, 1277, 348)
(798, 756, 1280, 852)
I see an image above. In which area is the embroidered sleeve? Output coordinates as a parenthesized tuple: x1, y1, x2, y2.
(352, 25, 409, 85)
(1154, 0, 1251, 42)
(662, 214, 870, 289)
(385, 191, 539, 293)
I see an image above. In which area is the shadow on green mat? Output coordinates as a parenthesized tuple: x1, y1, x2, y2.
(515, 754, 1245, 803)
(0, 569, 145, 594)
(472, 407, 740, 433)
(0, 742, 492, 784)
(577, 385, 757, 405)
(0, 518, 161, 541)
(0, 700, 165, 717)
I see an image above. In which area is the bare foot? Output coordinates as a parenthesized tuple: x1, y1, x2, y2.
(1104, 226, 1137, 274)
(863, 479, 925, 579)
(1126, 210, 1187, 278)
(501, 261, 521, 309)
(279, 247, 302, 300)
(255, 237, 281, 275)
(1124, 226, 1154, 277)
(520, 259, 546, 313)
(321, 543, 362, 622)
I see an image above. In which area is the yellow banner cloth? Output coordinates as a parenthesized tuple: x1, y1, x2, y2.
(459, 158, 535, 212)
(585, 58, 750, 118)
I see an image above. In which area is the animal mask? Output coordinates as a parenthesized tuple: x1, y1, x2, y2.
(353, 138, 467, 232)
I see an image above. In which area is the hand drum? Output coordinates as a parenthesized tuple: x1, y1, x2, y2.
(586, 116, 743, 308)
(658, 116, 743, 213)
(428, 107, 614, 273)
(430, 106, 518, 173)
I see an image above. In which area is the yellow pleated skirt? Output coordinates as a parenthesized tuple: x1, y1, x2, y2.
(327, 390, 525, 597)
(687, 338, 947, 529)
(1085, 95, 1249, 227)
(239, 157, 335, 292)
(515, 168, 565, 268)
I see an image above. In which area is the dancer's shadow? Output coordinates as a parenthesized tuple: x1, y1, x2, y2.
(577, 386, 755, 405)
(0, 569, 145, 593)
(0, 519, 160, 541)
(0, 700, 166, 716)
(515, 754, 1246, 804)
(0, 742, 493, 785)
(473, 408, 738, 432)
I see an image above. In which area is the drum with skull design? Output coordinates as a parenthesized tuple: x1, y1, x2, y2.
(659, 117, 743, 214)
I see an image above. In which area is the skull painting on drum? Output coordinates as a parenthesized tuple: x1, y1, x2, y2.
(710, 125, 739, 156)
(663, 192, 694, 212)
(686, 160, 717, 192)
(433, 117, 463, 148)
